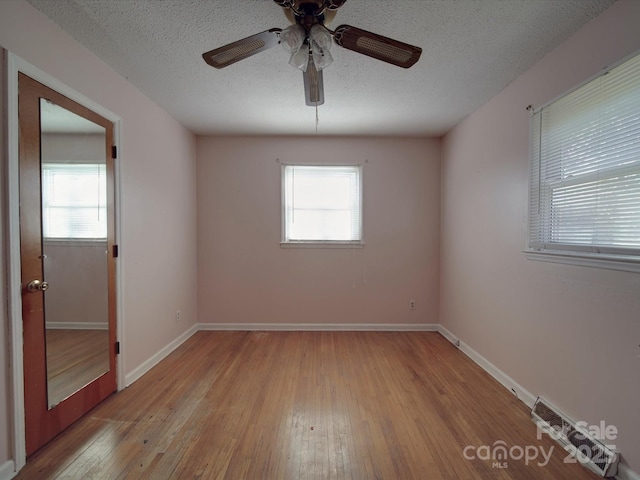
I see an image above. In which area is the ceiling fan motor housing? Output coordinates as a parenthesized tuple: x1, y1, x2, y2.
(274, 0, 346, 11)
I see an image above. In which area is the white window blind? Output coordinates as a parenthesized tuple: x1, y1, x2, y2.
(528, 52, 640, 261)
(282, 164, 362, 244)
(42, 163, 107, 239)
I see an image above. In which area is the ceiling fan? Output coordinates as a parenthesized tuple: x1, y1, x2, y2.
(202, 0, 422, 106)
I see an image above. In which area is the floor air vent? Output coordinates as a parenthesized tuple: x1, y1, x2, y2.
(531, 397, 618, 477)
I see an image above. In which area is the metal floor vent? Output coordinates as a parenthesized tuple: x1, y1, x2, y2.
(531, 397, 618, 477)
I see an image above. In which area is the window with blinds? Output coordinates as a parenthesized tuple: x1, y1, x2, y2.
(282, 164, 363, 245)
(528, 51, 640, 266)
(42, 163, 107, 240)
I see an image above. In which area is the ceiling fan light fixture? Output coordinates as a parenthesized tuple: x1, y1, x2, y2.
(289, 42, 310, 71)
(311, 42, 333, 70)
(280, 24, 305, 54)
(309, 25, 332, 49)
(309, 24, 334, 70)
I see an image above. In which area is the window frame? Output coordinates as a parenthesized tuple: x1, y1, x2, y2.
(280, 162, 364, 248)
(526, 50, 640, 273)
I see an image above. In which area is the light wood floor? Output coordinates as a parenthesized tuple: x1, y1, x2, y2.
(46, 329, 110, 407)
(18, 331, 599, 479)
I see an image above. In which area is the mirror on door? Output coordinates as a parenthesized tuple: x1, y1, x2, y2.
(40, 98, 111, 408)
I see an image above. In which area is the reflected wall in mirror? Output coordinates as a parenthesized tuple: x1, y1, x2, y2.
(40, 99, 110, 408)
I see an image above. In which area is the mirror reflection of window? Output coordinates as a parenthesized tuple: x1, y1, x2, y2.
(41, 163, 107, 240)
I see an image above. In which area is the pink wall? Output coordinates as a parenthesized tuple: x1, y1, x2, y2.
(197, 136, 440, 327)
(0, 0, 198, 470)
(43, 243, 108, 327)
(41, 133, 104, 163)
(440, 0, 640, 473)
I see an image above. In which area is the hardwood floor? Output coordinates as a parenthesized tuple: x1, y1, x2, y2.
(18, 331, 599, 479)
(46, 329, 110, 407)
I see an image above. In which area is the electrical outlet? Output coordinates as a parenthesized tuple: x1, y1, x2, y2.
(176, 310, 181, 322)
(409, 300, 416, 310)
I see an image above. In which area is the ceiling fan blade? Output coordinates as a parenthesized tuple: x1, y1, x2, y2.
(303, 61, 325, 106)
(202, 28, 282, 69)
(333, 25, 422, 68)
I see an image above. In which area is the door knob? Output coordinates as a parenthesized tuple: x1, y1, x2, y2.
(26, 279, 49, 293)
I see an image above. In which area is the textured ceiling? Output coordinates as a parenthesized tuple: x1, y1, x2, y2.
(26, 0, 615, 137)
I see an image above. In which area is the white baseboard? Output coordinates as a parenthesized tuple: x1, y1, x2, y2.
(45, 322, 108, 330)
(0, 460, 16, 480)
(618, 463, 640, 480)
(437, 325, 537, 408)
(197, 322, 440, 332)
(124, 324, 197, 387)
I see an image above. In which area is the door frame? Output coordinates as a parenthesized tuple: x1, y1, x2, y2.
(4, 52, 124, 472)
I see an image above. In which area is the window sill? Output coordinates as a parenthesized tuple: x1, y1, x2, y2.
(44, 238, 108, 248)
(524, 249, 640, 274)
(281, 241, 365, 249)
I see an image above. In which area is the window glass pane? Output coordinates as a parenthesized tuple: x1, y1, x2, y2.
(283, 164, 362, 243)
(550, 172, 640, 247)
(42, 163, 107, 239)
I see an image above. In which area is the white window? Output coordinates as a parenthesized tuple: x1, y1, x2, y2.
(281, 164, 363, 246)
(527, 52, 640, 271)
(41, 163, 107, 240)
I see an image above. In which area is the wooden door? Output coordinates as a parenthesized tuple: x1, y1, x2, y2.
(19, 73, 118, 456)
